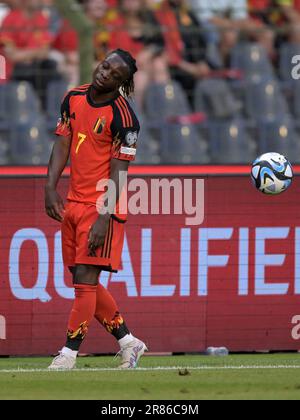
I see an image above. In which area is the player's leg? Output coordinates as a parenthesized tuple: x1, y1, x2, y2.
(94, 281, 147, 369)
(48, 264, 100, 370)
(48, 205, 78, 369)
(100, 217, 147, 367)
(65, 264, 100, 349)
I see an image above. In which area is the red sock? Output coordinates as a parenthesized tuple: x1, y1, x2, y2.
(94, 284, 130, 339)
(94, 283, 118, 325)
(67, 284, 97, 341)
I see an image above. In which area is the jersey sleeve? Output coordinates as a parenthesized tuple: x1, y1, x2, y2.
(55, 92, 72, 138)
(111, 97, 140, 161)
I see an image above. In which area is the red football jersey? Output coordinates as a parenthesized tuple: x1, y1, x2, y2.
(55, 84, 140, 217)
(0, 9, 53, 80)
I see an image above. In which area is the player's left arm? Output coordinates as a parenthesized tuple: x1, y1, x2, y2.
(88, 101, 140, 256)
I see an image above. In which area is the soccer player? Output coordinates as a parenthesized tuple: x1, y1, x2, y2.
(45, 49, 147, 370)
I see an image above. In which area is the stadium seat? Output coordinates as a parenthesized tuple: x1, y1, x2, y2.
(279, 43, 300, 82)
(0, 84, 9, 130)
(133, 115, 161, 164)
(144, 81, 210, 163)
(291, 80, 300, 118)
(160, 123, 210, 164)
(244, 78, 289, 122)
(6, 81, 41, 119)
(0, 136, 9, 164)
(258, 117, 300, 161)
(46, 80, 69, 129)
(208, 119, 257, 163)
(230, 43, 274, 82)
(10, 115, 52, 165)
(144, 81, 192, 121)
(194, 79, 242, 119)
(0, 85, 7, 115)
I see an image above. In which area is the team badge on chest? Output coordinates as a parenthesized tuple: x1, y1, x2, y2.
(93, 117, 106, 135)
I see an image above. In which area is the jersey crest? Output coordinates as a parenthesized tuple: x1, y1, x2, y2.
(93, 117, 106, 135)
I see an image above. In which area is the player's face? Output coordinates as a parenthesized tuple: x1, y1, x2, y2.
(92, 54, 131, 94)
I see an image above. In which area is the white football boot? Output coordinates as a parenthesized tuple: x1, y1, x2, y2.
(116, 338, 148, 369)
(48, 351, 76, 370)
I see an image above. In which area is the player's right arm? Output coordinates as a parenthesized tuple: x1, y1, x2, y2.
(45, 135, 71, 222)
(45, 94, 72, 222)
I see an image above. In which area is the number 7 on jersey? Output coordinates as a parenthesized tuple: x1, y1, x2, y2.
(76, 132, 87, 154)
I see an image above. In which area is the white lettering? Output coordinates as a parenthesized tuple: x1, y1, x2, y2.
(239, 228, 249, 296)
(184, 179, 205, 226)
(141, 229, 176, 297)
(151, 178, 183, 215)
(292, 315, 300, 340)
(180, 228, 191, 296)
(6, 226, 300, 300)
(291, 55, 300, 80)
(101, 234, 138, 297)
(128, 178, 149, 215)
(255, 227, 289, 295)
(54, 231, 74, 299)
(198, 228, 233, 296)
(0, 315, 6, 340)
(295, 228, 300, 294)
(101, 404, 135, 418)
(9, 229, 51, 302)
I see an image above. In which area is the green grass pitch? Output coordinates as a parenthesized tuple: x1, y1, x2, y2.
(1, 354, 300, 400)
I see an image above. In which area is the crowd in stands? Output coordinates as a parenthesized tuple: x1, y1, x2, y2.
(1, 0, 300, 164)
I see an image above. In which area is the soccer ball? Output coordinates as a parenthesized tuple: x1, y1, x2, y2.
(251, 152, 293, 195)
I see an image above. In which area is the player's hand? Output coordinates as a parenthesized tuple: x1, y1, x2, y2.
(45, 186, 65, 222)
(88, 216, 110, 257)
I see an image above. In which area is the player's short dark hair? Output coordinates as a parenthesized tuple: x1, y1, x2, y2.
(109, 49, 137, 98)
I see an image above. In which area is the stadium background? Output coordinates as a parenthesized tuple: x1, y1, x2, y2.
(0, 0, 300, 356)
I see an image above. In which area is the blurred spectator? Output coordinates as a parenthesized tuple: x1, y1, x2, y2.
(250, 0, 300, 45)
(0, 0, 61, 105)
(51, 18, 79, 85)
(42, 0, 79, 85)
(108, 0, 170, 108)
(155, 0, 218, 104)
(189, 0, 275, 64)
(41, 0, 61, 35)
(83, 0, 118, 63)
